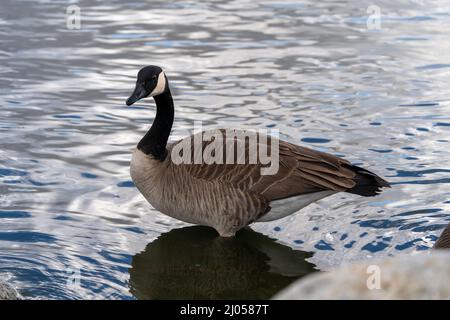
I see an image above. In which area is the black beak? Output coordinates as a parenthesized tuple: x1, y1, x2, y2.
(126, 83, 148, 106)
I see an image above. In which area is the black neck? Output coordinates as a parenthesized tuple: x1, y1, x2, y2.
(137, 89, 174, 160)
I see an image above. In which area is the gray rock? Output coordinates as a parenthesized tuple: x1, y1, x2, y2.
(273, 251, 450, 300)
(0, 282, 20, 300)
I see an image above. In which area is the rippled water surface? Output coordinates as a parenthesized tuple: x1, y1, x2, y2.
(1, 0, 450, 299)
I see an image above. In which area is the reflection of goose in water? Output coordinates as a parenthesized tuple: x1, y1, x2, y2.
(129, 226, 316, 299)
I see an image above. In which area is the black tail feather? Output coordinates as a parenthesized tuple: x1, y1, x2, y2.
(344, 164, 390, 197)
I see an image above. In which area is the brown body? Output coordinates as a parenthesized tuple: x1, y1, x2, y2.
(131, 131, 390, 236)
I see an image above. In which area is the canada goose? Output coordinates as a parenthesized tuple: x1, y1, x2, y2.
(434, 223, 450, 249)
(126, 65, 390, 237)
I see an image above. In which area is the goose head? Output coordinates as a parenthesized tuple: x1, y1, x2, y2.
(126, 65, 167, 106)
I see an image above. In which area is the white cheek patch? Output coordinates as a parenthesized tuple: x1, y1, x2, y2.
(149, 72, 166, 97)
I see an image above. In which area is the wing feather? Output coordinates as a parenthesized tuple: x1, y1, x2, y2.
(167, 130, 357, 201)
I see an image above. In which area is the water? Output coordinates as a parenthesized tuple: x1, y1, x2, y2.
(1, 0, 450, 299)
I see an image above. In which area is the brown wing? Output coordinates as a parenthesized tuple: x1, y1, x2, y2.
(167, 130, 357, 202)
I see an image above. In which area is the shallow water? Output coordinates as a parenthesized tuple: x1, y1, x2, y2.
(0, 0, 450, 299)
